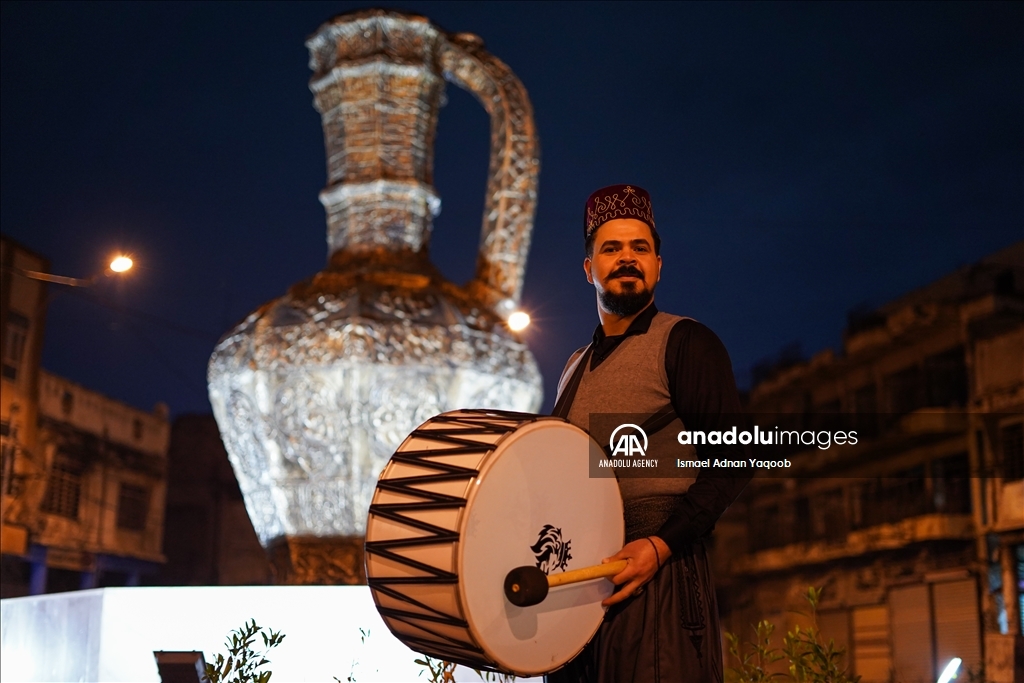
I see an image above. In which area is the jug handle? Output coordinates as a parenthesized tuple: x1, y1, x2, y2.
(439, 33, 540, 319)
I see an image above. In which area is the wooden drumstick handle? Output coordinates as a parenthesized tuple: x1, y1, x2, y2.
(504, 560, 630, 607)
(547, 560, 629, 588)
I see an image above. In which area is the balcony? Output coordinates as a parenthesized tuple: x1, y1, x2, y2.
(731, 512, 974, 575)
(736, 461, 974, 574)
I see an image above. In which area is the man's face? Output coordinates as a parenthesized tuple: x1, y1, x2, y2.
(584, 218, 662, 317)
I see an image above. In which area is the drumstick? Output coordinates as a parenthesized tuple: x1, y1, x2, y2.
(504, 560, 629, 607)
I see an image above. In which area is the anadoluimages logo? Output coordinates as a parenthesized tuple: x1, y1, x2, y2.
(609, 423, 648, 457)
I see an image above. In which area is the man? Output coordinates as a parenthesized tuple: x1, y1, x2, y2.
(547, 184, 750, 683)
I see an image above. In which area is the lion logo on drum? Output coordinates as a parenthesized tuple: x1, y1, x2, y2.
(530, 524, 572, 574)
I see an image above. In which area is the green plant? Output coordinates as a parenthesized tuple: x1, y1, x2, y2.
(726, 620, 786, 683)
(416, 656, 457, 683)
(782, 588, 859, 683)
(336, 628, 373, 683)
(414, 655, 517, 683)
(727, 587, 858, 683)
(476, 668, 517, 682)
(203, 619, 285, 683)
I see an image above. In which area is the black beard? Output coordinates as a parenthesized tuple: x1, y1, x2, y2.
(599, 284, 654, 317)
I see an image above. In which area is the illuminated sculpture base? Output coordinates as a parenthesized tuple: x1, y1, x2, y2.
(0, 587, 542, 682)
(267, 535, 365, 585)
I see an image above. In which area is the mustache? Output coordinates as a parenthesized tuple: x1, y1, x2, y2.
(610, 265, 644, 279)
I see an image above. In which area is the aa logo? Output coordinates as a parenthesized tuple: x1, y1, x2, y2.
(609, 423, 648, 457)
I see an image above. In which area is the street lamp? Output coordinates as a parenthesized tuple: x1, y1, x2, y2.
(936, 658, 962, 683)
(109, 256, 133, 274)
(507, 310, 531, 332)
(10, 254, 134, 287)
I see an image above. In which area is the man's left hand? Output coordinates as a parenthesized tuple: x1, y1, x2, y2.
(601, 535, 671, 607)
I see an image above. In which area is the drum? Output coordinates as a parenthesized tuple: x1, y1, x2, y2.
(365, 409, 624, 677)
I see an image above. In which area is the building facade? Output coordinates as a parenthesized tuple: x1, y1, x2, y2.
(156, 413, 270, 587)
(0, 235, 170, 596)
(713, 241, 1024, 683)
(1, 236, 49, 563)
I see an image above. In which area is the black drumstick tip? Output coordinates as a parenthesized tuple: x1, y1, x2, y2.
(504, 565, 549, 607)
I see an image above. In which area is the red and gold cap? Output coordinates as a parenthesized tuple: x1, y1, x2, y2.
(584, 184, 656, 239)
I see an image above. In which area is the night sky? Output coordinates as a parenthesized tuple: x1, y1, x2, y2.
(2, 1, 1021, 417)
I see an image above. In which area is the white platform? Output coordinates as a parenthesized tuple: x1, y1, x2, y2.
(0, 586, 541, 682)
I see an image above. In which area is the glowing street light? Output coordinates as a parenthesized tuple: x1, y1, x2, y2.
(936, 658, 962, 683)
(507, 310, 530, 332)
(109, 255, 133, 273)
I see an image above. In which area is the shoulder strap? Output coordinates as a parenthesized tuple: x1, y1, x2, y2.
(551, 345, 593, 419)
(552, 343, 678, 445)
(638, 403, 679, 440)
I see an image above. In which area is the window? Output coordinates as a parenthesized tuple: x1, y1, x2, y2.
(749, 504, 786, 550)
(995, 268, 1015, 295)
(932, 453, 971, 513)
(1001, 422, 1024, 482)
(61, 391, 74, 416)
(116, 483, 149, 531)
(132, 418, 143, 441)
(885, 365, 924, 417)
(857, 466, 928, 527)
(1016, 545, 1024, 634)
(1, 312, 29, 381)
(853, 384, 879, 438)
(924, 347, 967, 407)
(1, 438, 15, 495)
(813, 399, 842, 431)
(812, 488, 848, 542)
(793, 496, 812, 543)
(41, 454, 82, 519)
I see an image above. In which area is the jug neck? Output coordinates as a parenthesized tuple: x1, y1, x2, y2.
(320, 180, 440, 255)
(307, 12, 445, 257)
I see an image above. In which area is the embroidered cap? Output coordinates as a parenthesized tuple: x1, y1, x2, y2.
(584, 184, 656, 240)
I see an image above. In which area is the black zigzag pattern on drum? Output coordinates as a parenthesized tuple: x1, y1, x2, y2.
(366, 409, 541, 669)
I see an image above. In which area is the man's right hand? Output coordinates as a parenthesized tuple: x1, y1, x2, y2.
(601, 535, 670, 607)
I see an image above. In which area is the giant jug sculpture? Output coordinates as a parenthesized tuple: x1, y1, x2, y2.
(207, 9, 542, 584)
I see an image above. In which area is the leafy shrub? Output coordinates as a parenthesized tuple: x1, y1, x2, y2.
(414, 655, 517, 683)
(203, 619, 285, 683)
(727, 587, 858, 683)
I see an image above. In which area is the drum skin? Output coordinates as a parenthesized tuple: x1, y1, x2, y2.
(365, 410, 625, 677)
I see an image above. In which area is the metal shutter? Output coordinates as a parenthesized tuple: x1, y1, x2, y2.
(890, 584, 934, 683)
(817, 610, 852, 673)
(853, 604, 892, 682)
(933, 579, 982, 674)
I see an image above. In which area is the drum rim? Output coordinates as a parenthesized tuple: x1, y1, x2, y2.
(365, 410, 518, 667)
(366, 410, 562, 671)
(456, 416, 624, 676)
